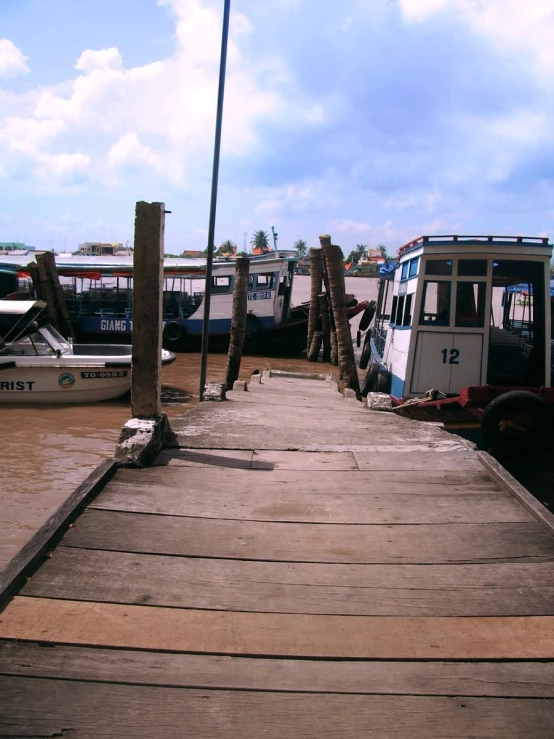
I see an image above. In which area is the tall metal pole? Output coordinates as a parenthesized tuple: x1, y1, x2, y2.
(199, 0, 231, 401)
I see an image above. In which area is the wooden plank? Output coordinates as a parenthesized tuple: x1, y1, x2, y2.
(2, 677, 553, 738)
(64, 510, 554, 564)
(353, 451, 482, 471)
(111, 465, 500, 493)
(2, 597, 554, 659)
(92, 481, 532, 524)
(152, 449, 254, 469)
(251, 450, 359, 470)
(478, 451, 554, 537)
(21, 548, 554, 616)
(0, 458, 117, 607)
(2, 641, 553, 697)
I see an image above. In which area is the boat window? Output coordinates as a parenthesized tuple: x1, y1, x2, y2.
(408, 258, 419, 279)
(211, 276, 232, 294)
(419, 281, 451, 326)
(402, 293, 413, 326)
(256, 273, 276, 289)
(425, 260, 453, 276)
(455, 282, 486, 327)
(248, 275, 254, 289)
(390, 296, 398, 325)
(458, 259, 487, 277)
(278, 276, 287, 296)
(395, 295, 405, 325)
(401, 263, 409, 280)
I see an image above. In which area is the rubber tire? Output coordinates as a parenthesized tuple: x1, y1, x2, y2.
(361, 362, 379, 396)
(246, 314, 262, 336)
(163, 321, 185, 344)
(375, 368, 391, 394)
(359, 333, 371, 370)
(358, 300, 377, 332)
(480, 390, 553, 453)
(346, 296, 358, 309)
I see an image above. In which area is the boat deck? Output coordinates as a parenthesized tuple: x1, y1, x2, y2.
(1, 372, 553, 737)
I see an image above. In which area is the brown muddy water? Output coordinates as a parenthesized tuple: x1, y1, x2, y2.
(0, 277, 378, 569)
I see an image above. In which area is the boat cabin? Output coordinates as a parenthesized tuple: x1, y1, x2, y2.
(368, 235, 553, 399)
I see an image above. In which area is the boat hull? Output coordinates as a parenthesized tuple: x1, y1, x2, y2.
(0, 363, 131, 403)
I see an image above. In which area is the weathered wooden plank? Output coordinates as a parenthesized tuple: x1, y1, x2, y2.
(251, 450, 358, 470)
(21, 548, 554, 616)
(111, 465, 500, 493)
(63, 510, 554, 564)
(479, 451, 554, 537)
(152, 449, 254, 468)
(2, 677, 553, 738)
(92, 482, 531, 524)
(2, 642, 553, 697)
(0, 458, 117, 607)
(353, 451, 482, 471)
(2, 598, 554, 659)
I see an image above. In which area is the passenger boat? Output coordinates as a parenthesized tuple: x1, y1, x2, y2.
(0, 251, 366, 356)
(361, 235, 554, 452)
(0, 300, 175, 403)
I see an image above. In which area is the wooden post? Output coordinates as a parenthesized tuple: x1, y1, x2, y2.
(319, 234, 361, 399)
(44, 252, 74, 339)
(35, 254, 58, 329)
(131, 201, 165, 418)
(307, 330, 323, 362)
(224, 257, 249, 390)
(318, 293, 331, 361)
(308, 248, 324, 351)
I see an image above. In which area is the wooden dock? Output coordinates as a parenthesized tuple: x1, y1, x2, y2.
(1, 371, 554, 737)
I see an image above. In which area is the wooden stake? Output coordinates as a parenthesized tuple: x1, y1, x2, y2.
(308, 248, 324, 352)
(224, 257, 249, 390)
(319, 234, 361, 399)
(131, 201, 165, 418)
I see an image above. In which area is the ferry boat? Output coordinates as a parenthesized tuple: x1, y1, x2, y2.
(362, 235, 554, 452)
(0, 252, 366, 356)
(0, 299, 175, 403)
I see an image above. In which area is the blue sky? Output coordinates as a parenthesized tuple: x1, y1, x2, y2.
(1, 0, 553, 254)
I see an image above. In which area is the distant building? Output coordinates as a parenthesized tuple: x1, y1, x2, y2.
(78, 242, 124, 256)
(0, 242, 35, 253)
(182, 250, 204, 258)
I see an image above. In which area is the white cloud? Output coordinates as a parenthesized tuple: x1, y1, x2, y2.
(0, 39, 29, 78)
(332, 219, 371, 233)
(75, 47, 123, 74)
(399, 0, 554, 76)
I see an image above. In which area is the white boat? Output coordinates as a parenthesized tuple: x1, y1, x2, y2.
(0, 300, 175, 404)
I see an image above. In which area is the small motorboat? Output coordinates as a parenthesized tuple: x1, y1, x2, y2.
(0, 300, 175, 404)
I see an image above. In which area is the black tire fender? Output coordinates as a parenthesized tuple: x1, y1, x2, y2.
(359, 332, 372, 370)
(375, 368, 391, 394)
(163, 320, 185, 344)
(361, 361, 380, 396)
(358, 300, 377, 332)
(246, 313, 262, 336)
(480, 390, 553, 453)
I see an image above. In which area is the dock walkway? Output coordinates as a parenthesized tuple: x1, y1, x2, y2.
(1, 371, 554, 737)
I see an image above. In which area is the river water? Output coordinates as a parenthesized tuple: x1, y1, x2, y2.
(0, 276, 379, 570)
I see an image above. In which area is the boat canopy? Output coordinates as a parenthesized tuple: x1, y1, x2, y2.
(0, 299, 46, 314)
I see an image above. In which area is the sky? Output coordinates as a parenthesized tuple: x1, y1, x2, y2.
(1, 0, 553, 255)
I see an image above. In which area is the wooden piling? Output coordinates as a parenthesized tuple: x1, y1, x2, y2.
(307, 330, 323, 362)
(319, 234, 361, 399)
(224, 257, 249, 390)
(31, 253, 74, 339)
(308, 248, 324, 352)
(318, 293, 331, 361)
(131, 201, 165, 418)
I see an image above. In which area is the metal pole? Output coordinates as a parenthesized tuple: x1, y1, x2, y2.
(199, 0, 231, 401)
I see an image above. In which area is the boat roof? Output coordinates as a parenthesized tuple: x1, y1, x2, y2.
(0, 299, 46, 314)
(0, 251, 297, 278)
(397, 234, 552, 259)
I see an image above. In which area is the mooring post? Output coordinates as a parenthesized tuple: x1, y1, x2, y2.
(318, 292, 331, 361)
(319, 234, 361, 399)
(224, 256, 249, 390)
(115, 201, 177, 467)
(308, 247, 324, 352)
(131, 201, 165, 418)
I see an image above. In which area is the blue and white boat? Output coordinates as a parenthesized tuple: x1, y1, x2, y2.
(0, 251, 317, 355)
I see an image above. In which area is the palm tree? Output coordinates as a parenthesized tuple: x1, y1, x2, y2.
(355, 243, 367, 261)
(250, 230, 271, 254)
(294, 238, 308, 259)
(218, 239, 237, 256)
